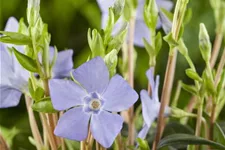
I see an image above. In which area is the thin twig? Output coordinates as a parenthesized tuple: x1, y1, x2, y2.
(40, 113, 58, 150)
(127, 15, 136, 146)
(0, 133, 9, 150)
(210, 32, 223, 68)
(25, 95, 43, 150)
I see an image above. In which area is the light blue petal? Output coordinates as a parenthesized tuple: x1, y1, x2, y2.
(0, 85, 22, 108)
(157, 0, 173, 11)
(136, 0, 145, 21)
(102, 74, 138, 112)
(138, 124, 150, 139)
(146, 68, 160, 102)
(159, 10, 172, 34)
(52, 50, 73, 78)
(0, 43, 14, 86)
(156, 0, 174, 28)
(4, 17, 19, 32)
(97, 0, 116, 13)
(90, 110, 123, 148)
(54, 107, 90, 141)
(49, 79, 87, 111)
(133, 20, 150, 47)
(72, 57, 109, 94)
(140, 90, 160, 126)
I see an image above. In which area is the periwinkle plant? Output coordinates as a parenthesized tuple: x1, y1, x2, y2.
(0, 0, 225, 150)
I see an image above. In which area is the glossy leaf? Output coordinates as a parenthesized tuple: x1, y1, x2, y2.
(157, 134, 225, 149)
(12, 47, 38, 72)
(0, 31, 31, 45)
(32, 97, 57, 113)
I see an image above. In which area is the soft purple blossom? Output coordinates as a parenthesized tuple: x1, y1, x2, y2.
(49, 57, 138, 148)
(97, 0, 173, 47)
(138, 68, 170, 139)
(0, 17, 74, 108)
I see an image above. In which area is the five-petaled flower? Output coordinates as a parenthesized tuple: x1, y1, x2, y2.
(49, 57, 138, 148)
(97, 0, 173, 47)
(138, 68, 170, 139)
(0, 17, 74, 108)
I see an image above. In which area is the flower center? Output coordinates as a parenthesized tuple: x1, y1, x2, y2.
(89, 99, 101, 110)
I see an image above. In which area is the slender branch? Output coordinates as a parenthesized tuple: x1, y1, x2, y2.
(215, 47, 225, 85)
(25, 95, 43, 150)
(40, 113, 58, 150)
(209, 47, 225, 141)
(127, 15, 136, 146)
(0, 134, 9, 150)
(210, 31, 223, 68)
(152, 51, 178, 149)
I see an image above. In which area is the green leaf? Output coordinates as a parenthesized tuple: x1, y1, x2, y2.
(104, 49, 118, 77)
(155, 32, 162, 55)
(28, 78, 35, 98)
(87, 29, 105, 58)
(113, 0, 125, 21)
(163, 32, 178, 47)
(12, 47, 38, 72)
(0, 31, 31, 45)
(160, 8, 173, 21)
(28, 136, 36, 146)
(157, 134, 225, 149)
(181, 83, 198, 95)
(214, 122, 225, 145)
(34, 87, 45, 101)
(185, 68, 202, 82)
(137, 138, 150, 150)
(199, 23, 211, 63)
(32, 97, 57, 113)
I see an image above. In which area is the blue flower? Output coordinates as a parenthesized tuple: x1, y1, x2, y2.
(49, 57, 138, 148)
(97, 0, 173, 47)
(0, 17, 74, 108)
(138, 68, 170, 139)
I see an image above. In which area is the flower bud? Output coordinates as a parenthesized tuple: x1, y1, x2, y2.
(199, 23, 211, 63)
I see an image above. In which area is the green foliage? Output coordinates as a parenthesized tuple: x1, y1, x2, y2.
(104, 49, 118, 77)
(158, 134, 225, 149)
(137, 138, 150, 150)
(0, 31, 31, 45)
(12, 47, 38, 72)
(88, 28, 105, 58)
(32, 97, 57, 113)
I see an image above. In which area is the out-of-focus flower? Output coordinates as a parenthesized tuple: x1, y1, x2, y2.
(97, 0, 173, 47)
(0, 17, 74, 108)
(138, 68, 170, 139)
(49, 57, 138, 148)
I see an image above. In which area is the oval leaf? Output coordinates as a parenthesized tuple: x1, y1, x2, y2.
(157, 134, 225, 149)
(32, 97, 57, 113)
(0, 31, 31, 45)
(12, 47, 38, 72)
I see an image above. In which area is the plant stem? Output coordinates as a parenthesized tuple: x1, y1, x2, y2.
(171, 80, 182, 108)
(127, 15, 136, 146)
(40, 113, 57, 150)
(25, 95, 43, 150)
(208, 47, 225, 141)
(152, 51, 178, 150)
(210, 30, 223, 68)
(81, 141, 86, 150)
(209, 103, 217, 141)
(215, 47, 225, 85)
(0, 133, 9, 150)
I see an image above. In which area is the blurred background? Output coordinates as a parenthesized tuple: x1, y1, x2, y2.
(0, 0, 224, 149)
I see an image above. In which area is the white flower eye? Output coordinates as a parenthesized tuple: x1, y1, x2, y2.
(89, 99, 101, 110)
